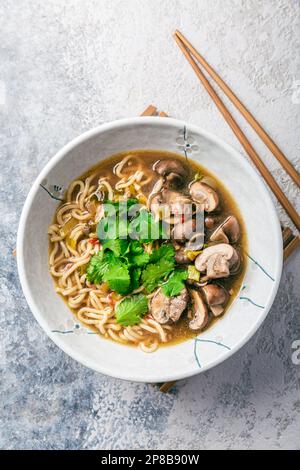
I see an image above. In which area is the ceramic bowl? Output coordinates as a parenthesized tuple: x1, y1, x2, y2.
(17, 117, 282, 382)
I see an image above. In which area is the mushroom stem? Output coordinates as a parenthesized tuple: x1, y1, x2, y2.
(201, 284, 229, 317)
(188, 289, 209, 330)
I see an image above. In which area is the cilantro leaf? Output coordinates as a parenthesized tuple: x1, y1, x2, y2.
(96, 216, 116, 241)
(97, 217, 109, 241)
(161, 269, 188, 297)
(130, 267, 142, 291)
(141, 258, 175, 293)
(125, 240, 150, 267)
(103, 263, 131, 295)
(149, 244, 175, 263)
(104, 199, 139, 215)
(102, 239, 129, 257)
(97, 199, 140, 241)
(97, 216, 129, 241)
(129, 240, 144, 255)
(116, 218, 130, 239)
(129, 209, 166, 242)
(97, 201, 165, 244)
(130, 252, 150, 267)
(86, 251, 113, 284)
(116, 294, 148, 326)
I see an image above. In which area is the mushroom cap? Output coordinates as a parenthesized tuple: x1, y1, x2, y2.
(210, 215, 240, 244)
(150, 288, 189, 324)
(153, 159, 189, 189)
(189, 181, 219, 212)
(195, 243, 240, 279)
(195, 244, 234, 271)
(204, 215, 222, 230)
(188, 289, 209, 330)
(161, 189, 191, 206)
(186, 232, 204, 251)
(201, 284, 228, 316)
(200, 176, 218, 190)
(150, 189, 192, 224)
(172, 218, 204, 251)
(173, 218, 195, 242)
(175, 248, 190, 264)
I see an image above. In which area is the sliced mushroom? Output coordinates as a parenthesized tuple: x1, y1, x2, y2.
(202, 284, 228, 316)
(150, 288, 189, 324)
(153, 159, 189, 189)
(195, 243, 240, 279)
(150, 189, 192, 224)
(188, 289, 209, 330)
(210, 215, 240, 244)
(161, 189, 191, 207)
(204, 215, 222, 230)
(228, 250, 242, 275)
(175, 248, 190, 264)
(173, 218, 195, 242)
(186, 232, 204, 251)
(190, 181, 219, 212)
(172, 217, 204, 251)
(200, 176, 218, 190)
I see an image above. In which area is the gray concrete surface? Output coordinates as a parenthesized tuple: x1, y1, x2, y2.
(0, 0, 299, 450)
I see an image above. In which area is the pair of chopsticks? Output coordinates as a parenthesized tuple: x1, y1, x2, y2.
(173, 30, 300, 232)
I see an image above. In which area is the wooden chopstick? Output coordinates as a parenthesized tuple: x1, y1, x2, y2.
(282, 227, 293, 247)
(141, 105, 157, 116)
(284, 235, 300, 260)
(173, 33, 300, 232)
(174, 30, 300, 189)
(282, 227, 300, 259)
(159, 381, 177, 393)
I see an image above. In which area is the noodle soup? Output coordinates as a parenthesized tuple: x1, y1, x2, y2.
(48, 150, 247, 352)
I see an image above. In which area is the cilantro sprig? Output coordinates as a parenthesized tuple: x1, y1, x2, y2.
(161, 269, 188, 297)
(115, 294, 148, 326)
(141, 257, 175, 293)
(86, 201, 189, 326)
(86, 242, 177, 295)
(97, 200, 165, 242)
(86, 250, 113, 285)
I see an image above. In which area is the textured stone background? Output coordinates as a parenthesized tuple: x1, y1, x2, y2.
(0, 0, 300, 450)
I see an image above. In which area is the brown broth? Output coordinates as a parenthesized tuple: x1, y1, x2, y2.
(51, 149, 247, 348)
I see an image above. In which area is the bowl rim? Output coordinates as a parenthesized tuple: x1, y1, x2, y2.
(17, 116, 283, 382)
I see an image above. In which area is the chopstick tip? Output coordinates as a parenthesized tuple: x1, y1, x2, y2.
(173, 32, 181, 45)
(174, 29, 184, 39)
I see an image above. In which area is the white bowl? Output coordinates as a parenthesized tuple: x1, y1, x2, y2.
(17, 117, 282, 383)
